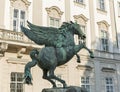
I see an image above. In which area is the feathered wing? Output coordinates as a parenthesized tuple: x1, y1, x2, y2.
(21, 21, 63, 46)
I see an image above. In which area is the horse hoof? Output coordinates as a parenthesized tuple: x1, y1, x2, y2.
(77, 60, 81, 63)
(63, 84, 67, 88)
(52, 85, 57, 88)
(90, 55, 94, 58)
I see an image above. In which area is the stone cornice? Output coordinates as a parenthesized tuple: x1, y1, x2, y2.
(46, 6, 63, 17)
(74, 14, 88, 22)
(10, 0, 31, 6)
(97, 20, 110, 27)
(101, 67, 116, 73)
(76, 65, 93, 71)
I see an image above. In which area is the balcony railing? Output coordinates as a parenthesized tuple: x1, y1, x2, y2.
(0, 28, 33, 44)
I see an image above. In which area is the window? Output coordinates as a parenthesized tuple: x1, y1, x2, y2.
(81, 76, 90, 92)
(105, 77, 114, 92)
(100, 30, 108, 51)
(46, 6, 63, 28)
(10, 72, 24, 92)
(78, 25, 86, 44)
(74, 14, 88, 45)
(75, 0, 84, 4)
(99, 0, 105, 10)
(13, 9, 25, 31)
(50, 17, 60, 28)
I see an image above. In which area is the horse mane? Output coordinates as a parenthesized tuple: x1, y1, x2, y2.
(58, 21, 74, 33)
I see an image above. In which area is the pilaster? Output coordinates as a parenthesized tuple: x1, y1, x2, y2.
(32, 0, 42, 25)
(116, 63, 120, 92)
(88, 0, 96, 49)
(0, 0, 5, 28)
(109, 0, 118, 48)
(94, 61, 100, 92)
(65, 0, 70, 22)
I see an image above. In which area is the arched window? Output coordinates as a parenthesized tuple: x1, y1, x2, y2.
(97, 21, 109, 51)
(10, 0, 30, 32)
(46, 6, 63, 28)
(74, 14, 88, 44)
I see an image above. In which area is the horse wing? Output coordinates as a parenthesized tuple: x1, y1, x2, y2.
(21, 21, 63, 46)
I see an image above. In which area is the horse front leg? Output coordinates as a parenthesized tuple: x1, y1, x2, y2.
(76, 54, 81, 63)
(83, 44, 94, 58)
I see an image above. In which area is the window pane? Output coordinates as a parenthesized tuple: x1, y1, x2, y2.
(17, 73, 23, 82)
(21, 11, 25, 19)
(11, 73, 16, 81)
(14, 9, 19, 18)
(81, 77, 85, 83)
(86, 77, 89, 84)
(100, 0, 105, 10)
(17, 83, 23, 92)
(50, 18, 54, 26)
(55, 19, 59, 28)
(75, 0, 83, 3)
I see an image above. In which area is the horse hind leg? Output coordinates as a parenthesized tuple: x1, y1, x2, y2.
(48, 68, 67, 88)
(42, 69, 56, 88)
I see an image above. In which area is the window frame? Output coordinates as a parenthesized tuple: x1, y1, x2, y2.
(81, 76, 91, 92)
(74, 0, 84, 4)
(13, 8, 26, 32)
(100, 30, 109, 52)
(98, 0, 105, 11)
(78, 25, 86, 44)
(10, 72, 24, 92)
(105, 77, 114, 92)
(49, 17, 60, 28)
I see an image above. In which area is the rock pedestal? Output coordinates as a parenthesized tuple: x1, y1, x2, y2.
(42, 86, 87, 92)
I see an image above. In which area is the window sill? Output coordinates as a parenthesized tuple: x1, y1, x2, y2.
(74, 1, 86, 8)
(97, 8, 107, 15)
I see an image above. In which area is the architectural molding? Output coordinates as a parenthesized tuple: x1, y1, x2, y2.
(97, 20, 110, 29)
(101, 67, 116, 73)
(17, 48, 26, 58)
(74, 14, 88, 22)
(0, 42, 8, 57)
(7, 57, 29, 64)
(46, 6, 63, 18)
(76, 65, 93, 71)
(10, 0, 31, 7)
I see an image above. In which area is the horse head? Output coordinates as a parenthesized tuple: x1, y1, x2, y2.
(70, 21, 86, 40)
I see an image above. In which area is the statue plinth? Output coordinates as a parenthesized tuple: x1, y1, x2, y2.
(42, 86, 87, 92)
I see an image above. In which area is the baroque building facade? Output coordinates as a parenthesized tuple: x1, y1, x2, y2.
(0, 0, 120, 92)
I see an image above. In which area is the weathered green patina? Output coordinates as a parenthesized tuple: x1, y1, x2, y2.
(21, 21, 94, 88)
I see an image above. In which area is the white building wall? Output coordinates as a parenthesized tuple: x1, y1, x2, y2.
(1, 0, 120, 92)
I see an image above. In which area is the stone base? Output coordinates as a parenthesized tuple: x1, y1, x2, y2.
(42, 86, 87, 92)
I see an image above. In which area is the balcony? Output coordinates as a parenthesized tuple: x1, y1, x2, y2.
(0, 28, 42, 57)
(0, 28, 33, 43)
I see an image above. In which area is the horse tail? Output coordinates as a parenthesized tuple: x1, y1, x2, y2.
(30, 49, 39, 59)
(24, 49, 39, 84)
